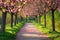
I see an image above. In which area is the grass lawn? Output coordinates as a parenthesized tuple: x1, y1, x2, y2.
(0, 21, 26, 40)
(33, 22, 60, 40)
(32, 10, 60, 40)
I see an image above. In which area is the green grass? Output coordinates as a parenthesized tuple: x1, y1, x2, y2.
(33, 22, 60, 40)
(32, 10, 60, 40)
(0, 21, 26, 40)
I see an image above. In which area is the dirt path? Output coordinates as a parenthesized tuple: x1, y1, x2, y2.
(15, 23, 50, 40)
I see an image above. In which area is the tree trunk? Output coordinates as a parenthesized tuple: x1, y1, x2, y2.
(11, 12, 14, 27)
(27, 16, 28, 22)
(15, 13, 17, 26)
(37, 15, 41, 24)
(16, 13, 18, 24)
(52, 10, 55, 31)
(19, 16, 21, 22)
(35, 16, 37, 23)
(26, 15, 27, 22)
(20, 16, 23, 21)
(37, 15, 40, 23)
(1, 12, 7, 32)
(16, 16, 18, 24)
(39, 15, 41, 24)
(44, 13, 46, 27)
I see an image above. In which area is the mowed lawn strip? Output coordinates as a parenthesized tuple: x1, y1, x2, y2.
(33, 22, 60, 40)
(0, 21, 26, 40)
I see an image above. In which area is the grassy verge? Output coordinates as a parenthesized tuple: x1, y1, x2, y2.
(0, 21, 26, 40)
(32, 10, 60, 40)
(33, 21, 60, 40)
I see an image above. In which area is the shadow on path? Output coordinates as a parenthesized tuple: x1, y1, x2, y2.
(15, 23, 51, 40)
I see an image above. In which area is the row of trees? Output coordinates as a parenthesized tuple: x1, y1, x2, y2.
(39, 0, 60, 31)
(0, 0, 60, 32)
(0, 0, 26, 32)
(22, 0, 60, 31)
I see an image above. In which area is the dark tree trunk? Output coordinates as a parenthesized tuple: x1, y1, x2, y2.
(11, 12, 14, 27)
(37, 15, 39, 23)
(1, 12, 7, 32)
(20, 16, 23, 21)
(39, 15, 41, 24)
(26, 16, 28, 22)
(19, 16, 21, 22)
(16, 13, 18, 24)
(35, 16, 38, 23)
(37, 15, 41, 24)
(52, 10, 55, 31)
(30, 16, 31, 22)
(16, 16, 18, 24)
(14, 13, 17, 26)
(44, 13, 46, 27)
(26, 15, 28, 22)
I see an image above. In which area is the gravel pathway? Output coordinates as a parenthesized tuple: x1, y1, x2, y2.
(15, 23, 51, 40)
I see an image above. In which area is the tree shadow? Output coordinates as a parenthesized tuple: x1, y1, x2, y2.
(16, 31, 51, 40)
(0, 32, 15, 40)
(49, 31, 60, 34)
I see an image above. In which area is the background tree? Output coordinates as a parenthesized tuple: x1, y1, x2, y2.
(45, 0, 60, 31)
